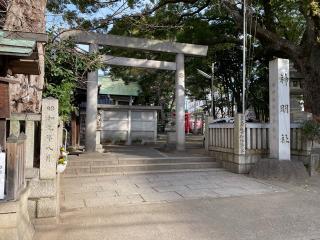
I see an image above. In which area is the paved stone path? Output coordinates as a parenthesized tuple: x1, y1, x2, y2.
(36, 175, 320, 240)
(60, 170, 285, 211)
(35, 142, 320, 240)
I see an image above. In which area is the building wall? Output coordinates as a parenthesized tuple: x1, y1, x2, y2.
(80, 105, 160, 145)
(100, 110, 156, 143)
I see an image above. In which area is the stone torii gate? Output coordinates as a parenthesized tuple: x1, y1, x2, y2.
(61, 30, 208, 152)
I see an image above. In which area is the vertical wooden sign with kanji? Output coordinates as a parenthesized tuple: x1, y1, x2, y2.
(0, 81, 10, 150)
(269, 58, 291, 160)
(0, 82, 10, 118)
(40, 98, 59, 179)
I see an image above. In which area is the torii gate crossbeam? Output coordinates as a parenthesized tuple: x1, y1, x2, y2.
(102, 55, 177, 71)
(61, 30, 208, 152)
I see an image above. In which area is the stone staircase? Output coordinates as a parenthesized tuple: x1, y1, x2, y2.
(63, 154, 220, 177)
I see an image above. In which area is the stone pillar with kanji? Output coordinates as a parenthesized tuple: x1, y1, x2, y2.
(269, 58, 291, 160)
(37, 98, 59, 218)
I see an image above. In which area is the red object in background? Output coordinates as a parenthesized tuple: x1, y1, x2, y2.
(172, 112, 192, 134)
(185, 112, 191, 134)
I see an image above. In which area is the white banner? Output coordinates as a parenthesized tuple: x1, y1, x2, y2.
(0, 153, 5, 199)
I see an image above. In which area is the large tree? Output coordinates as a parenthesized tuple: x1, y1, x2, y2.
(44, 34, 102, 121)
(107, 12, 268, 119)
(47, 0, 320, 116)
(145, 0, 320, 115)
(1, 0, 47, 113)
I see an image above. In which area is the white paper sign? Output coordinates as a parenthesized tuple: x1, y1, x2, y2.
(0, 153, 5, 199)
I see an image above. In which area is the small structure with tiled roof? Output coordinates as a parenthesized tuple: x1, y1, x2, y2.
(98, 76, 141, 105)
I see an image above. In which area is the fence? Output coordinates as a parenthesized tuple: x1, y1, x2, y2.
(206, 121, 311, 173)
(208, 123, 234, 152)
(5, 133, 26, 200)
(208, 123, 309, 152)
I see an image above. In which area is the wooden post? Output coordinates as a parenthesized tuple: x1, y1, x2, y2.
(71, 112, 77, 147)
(6, 134, 18, 200)
(0, 119, 6, 150)
(76, 118, 80, 146)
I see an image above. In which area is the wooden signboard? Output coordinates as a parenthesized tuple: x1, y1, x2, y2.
(0, 82, 10, 118)
(9, 60, 40, 75)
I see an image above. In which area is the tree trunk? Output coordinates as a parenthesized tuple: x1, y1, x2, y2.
(4, 0, 47, 113)
(296, 45, 320, 117)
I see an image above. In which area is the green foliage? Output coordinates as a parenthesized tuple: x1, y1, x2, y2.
(45, 0, 320, 116)
(44, 31, 102, 121)
(46, 0, 141, 30)
(102, 16, 179, 116)
(107, 13, 269, 119)
(58, 157, 66, 165)
(45, 81, 76, 121)
(301, 120, 320, 146)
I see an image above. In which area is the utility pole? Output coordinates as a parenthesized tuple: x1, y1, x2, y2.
(242, 0, 246, 114)
(211, 63, 215, 117)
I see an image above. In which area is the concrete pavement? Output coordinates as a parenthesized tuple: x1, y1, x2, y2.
(35, 178, 320, 240)
(34, 143, 320, 240)
(60, 170, 285, 211)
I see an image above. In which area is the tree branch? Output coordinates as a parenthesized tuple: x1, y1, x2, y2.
(220, 0, 303, 60)
(177, 0, 211, 23)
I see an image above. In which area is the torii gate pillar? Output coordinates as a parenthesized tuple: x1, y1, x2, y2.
(61, 31, 209, 152)
(175, 53, 185, 150)
(85, 43, 99, 152)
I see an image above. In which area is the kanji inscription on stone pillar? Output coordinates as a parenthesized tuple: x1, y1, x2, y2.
(269, 58, 291, 160)
(40, 98, 59, 179)
(234, 114, 246, 155)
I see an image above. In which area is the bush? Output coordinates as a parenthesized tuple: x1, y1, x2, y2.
(301, 120, 320, 147)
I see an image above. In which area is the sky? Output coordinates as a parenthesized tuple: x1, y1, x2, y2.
(45, 1, 145, 31)
(45, 1, 153, 77)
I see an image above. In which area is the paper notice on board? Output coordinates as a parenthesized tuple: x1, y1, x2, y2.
(0, 153, 5, 199)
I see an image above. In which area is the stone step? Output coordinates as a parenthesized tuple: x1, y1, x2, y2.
(63, 161, 220, 177)
(67, 156, 215, 167)
(62, 168, 223, 178)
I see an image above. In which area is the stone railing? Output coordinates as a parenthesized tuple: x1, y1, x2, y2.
(206, 120, 312, 173)
(8, 113, 41, 169)
(245, 123, 269, 153)
(208, 123, 234, 152)
(208, 122, 310, 152)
